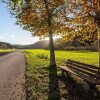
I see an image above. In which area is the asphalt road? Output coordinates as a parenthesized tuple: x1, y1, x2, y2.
(0, 51, 26, 100)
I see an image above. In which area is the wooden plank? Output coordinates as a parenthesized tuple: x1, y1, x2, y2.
(67, 59, 99, 70)
(58, 66, 68, 71)
(58, 66, 100, 85)
(66, 63, 98, 78)
(67, 61, 98, 74)
(69, 68, 100, 85)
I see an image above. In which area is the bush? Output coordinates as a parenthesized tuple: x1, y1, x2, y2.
(86, 46, 98, 52)
(64, 46, 76, 50)
(36, 53, 48, 59)
(64, 46, 98, 51)
(64, 46, 85, 51)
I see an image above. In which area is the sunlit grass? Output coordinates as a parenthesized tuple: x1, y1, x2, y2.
(0, 49, 15, 52)
(24, 49, 98, 66)
(23, 49, 99, 100)
(24, 50, 49, 100)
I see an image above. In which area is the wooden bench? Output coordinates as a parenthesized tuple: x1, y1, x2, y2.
(58, 59, 100, 89)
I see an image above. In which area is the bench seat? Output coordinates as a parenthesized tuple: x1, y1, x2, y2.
(58, 59, 100, 85)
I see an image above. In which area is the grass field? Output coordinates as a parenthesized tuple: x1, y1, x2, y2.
(24, 49, 99, 100)
(24, 49, 98, 66)
(0, 49, 15, 56)
(0, 49, 15, 52)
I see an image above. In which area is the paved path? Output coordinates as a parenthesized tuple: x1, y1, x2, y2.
(0, 51, 26, 100)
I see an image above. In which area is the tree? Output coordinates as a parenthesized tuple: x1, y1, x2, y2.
(8, 0, 68, 67)
(65, 0, 100, 66)
(6, 0, 99, 66)
(63, 20, 97, 46)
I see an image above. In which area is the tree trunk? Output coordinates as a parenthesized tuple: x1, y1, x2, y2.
(96, 26, 100, 79)
(43, 0, 56, 67)
(97, 26, 100, 68)
(48, 28, 56, 67)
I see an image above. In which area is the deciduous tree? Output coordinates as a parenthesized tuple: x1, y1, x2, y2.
(65, 0, 100, 66)
(8, 0, 68, 67)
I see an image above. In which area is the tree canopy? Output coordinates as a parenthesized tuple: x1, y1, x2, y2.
(8, 0, 70, 38)
(61, 0, 99, 47)
(7, 0, 72, 66)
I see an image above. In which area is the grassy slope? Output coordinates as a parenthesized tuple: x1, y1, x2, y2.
(24, 49, 99, 100)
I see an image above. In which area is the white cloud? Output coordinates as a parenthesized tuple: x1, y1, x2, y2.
(0, 36, 4, 39)
(10, 35, 16, 38)
(13, 36, 40, 45)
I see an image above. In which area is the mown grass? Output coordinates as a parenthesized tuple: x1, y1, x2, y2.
(23, 49, 99, 100)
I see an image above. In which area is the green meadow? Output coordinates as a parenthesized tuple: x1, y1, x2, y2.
(23, 49, 99, 100)
(24, 49, 98, 66)
(0, 49, 15, 52)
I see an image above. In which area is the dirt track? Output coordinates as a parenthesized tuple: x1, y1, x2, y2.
(0, 51, 26, 100)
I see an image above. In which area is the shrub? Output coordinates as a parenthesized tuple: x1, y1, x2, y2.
(36, 53, 48, 59)
(64, 46, 98, 51)
(86, 46, 98, 52)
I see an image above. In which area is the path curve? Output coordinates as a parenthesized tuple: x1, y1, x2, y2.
(0, 51, 26, 100)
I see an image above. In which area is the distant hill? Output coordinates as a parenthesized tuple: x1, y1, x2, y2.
(16, 39, 63, 49)
(0, 40, 50, 49)
(0, 38, 98, 50)
(15, 40, 50, 49)
(26, 40, 50, 49)
(0, 38, 68, 49)
(0, 42, 13, 49)
(0, 40, 49, 49)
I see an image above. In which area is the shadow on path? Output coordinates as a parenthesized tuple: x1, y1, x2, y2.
(0, 52, 12, 57)
(48, 66, 61, 100)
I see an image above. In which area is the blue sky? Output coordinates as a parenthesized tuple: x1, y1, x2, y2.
(0, 2, 40, 45)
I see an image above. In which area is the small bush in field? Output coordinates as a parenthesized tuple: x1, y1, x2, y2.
(36, 53, 48, 59)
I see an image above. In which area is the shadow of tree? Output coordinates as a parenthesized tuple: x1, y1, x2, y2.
(59, 75, 87, 100)
(48, 67, 100, 100)
(48, 66, 61, 100)
(58, 75, 100, 100)
(0, 52, 11, 56)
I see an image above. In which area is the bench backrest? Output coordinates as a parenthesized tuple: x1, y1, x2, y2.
(66, 59, 100, 79)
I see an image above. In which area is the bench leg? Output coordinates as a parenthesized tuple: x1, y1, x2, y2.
(61, 70, 70, 77)
(65, 71, 71, 79)
(61, 69, 65, 77)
